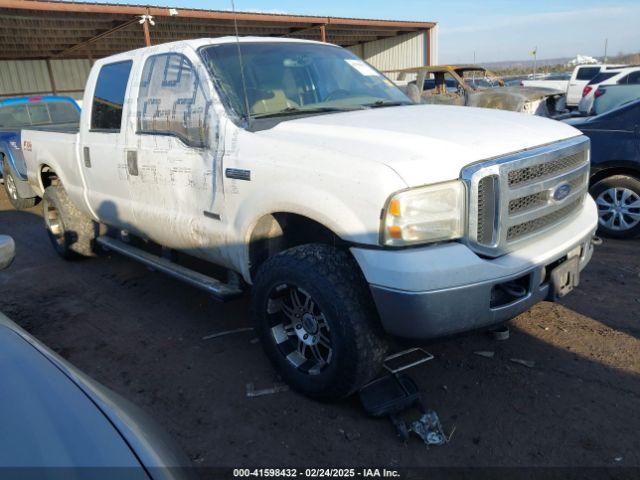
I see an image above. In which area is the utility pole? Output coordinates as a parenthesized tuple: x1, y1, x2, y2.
(603, 38, 608, 64)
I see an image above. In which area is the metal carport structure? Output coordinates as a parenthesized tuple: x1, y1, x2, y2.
(0, 0, 437, 98)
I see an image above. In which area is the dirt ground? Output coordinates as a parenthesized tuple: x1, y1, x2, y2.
(0, 190, 639, 471)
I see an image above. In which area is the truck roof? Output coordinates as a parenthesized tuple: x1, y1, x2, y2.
(92, 36, 337, 66)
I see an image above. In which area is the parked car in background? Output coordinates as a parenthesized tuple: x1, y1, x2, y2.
(520, 72, 570, 92)
(565, 99, 640, 238)
(578, 67, 640, 115)
(566, 64, 627, 108)
(0, 96, 80, 209)
(592, 84, 640, 116)
(17, 38, 597, 399)
(0, 235, 192, 478)
(388, 65, 567, 117)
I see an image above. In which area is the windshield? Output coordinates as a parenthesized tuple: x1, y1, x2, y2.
(0, 101, 79, 128)
(200, 42, 411, 121)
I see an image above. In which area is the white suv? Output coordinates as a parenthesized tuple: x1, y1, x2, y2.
(579, 67, 640, 114)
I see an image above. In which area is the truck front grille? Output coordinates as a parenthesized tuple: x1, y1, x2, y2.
(477, 175, 498, 245)
(463, 136, 590, 257)
(507, 151, 585, 187)
(506, 198, 582, 241)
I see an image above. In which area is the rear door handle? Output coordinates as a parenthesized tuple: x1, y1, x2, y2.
(83, 146, 91, 168)
(127, 150, 138, 176)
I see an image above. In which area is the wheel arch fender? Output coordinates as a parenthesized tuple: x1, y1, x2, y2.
(590, 160, 640, 186)
(234, 184, 375, 283)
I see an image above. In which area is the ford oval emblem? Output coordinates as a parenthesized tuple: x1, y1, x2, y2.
(553, 183, 572, 201)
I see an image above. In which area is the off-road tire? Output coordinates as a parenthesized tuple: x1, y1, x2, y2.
(589, 175, 640, 239)
(252, 243, 389, 400)
(2, 158, 38, 210)
(42, 185, 96, 259)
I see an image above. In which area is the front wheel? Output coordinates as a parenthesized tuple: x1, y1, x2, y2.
(590, 175, 640, 239)
(252, 244, 388, 400)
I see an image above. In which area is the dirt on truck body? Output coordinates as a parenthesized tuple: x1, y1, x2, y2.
(388, 65, 567, 117)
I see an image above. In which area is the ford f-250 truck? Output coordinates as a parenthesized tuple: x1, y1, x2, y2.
(19, 38, 598, 399)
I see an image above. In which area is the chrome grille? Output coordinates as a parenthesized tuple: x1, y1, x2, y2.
(507, 198, 582, 241)
(477, 175, 497, 245)
(508, 173, 587, 215)
(507, 151, 585, 187)
(463, 136, 590, 257)
(509, 191, 547, 215)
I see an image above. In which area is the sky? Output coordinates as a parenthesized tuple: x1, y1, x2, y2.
(63, 0, 640, 62)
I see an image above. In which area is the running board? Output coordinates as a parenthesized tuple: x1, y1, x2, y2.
(96, 236, 243, 301)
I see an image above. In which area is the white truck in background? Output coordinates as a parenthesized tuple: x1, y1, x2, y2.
(565, 64, 627, 108)
(19, 38, 598, 399)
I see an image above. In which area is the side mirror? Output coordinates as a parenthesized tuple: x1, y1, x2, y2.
(0, 235, 15, 270)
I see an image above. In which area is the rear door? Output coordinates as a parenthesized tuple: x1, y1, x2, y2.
(567, 66, 600, 106)
(79, 60, 136, 229)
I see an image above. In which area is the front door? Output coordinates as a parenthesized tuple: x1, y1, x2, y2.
(80, 60, 137, 230)
(123, 48, 226, 262)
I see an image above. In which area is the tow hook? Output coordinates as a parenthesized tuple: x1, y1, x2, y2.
(591, 235, 603, 246)
(499, 282, 528, 299)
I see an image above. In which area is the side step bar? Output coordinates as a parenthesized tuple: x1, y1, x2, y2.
(96, 236, 243, 301)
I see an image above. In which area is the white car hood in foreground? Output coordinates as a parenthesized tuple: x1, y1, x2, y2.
(258, 104, 582, 187)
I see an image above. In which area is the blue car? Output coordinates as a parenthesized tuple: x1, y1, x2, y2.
(565, 98, 640, 238)
(0, 96, 80, 209)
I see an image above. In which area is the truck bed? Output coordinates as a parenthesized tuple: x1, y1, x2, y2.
(21, 127, 80, 198)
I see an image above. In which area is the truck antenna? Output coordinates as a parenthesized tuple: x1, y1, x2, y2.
(231, 0, 252, 128)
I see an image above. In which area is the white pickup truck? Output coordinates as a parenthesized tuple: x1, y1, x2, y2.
(20, 38, 598, 399)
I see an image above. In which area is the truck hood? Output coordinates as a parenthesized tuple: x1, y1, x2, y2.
(256, 104, 582, 186)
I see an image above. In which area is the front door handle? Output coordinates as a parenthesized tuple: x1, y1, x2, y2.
(127, 151, 138, 176)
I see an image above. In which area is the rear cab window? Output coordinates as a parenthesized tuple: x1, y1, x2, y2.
(91, 60, 133, 132)
(576, 67, 601, 81)
(0, 101, 79, 128)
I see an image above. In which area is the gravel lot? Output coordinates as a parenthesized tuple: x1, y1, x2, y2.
(1, 191, 639, 471)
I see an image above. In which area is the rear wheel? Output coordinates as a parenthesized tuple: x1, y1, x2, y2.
(42, 185, 97, 258)
(252, 244, 388, 400)
(590, 175, 640, 239)
(2, 159, 37, 210)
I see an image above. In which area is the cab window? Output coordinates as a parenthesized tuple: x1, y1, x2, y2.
(137, 53, 210, 148)
(91, 61, 132, 132)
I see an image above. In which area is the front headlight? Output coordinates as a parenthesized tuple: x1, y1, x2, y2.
(381, 180, 466, 247)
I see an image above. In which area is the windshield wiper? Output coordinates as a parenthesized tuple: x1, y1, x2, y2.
(364, 100, 412, 108)
(252, 106, 363, 119)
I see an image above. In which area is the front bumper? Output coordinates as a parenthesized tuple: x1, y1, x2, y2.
(351, 196, 598, 339)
